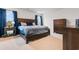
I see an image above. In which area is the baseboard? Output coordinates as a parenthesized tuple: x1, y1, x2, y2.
(51, 33, 63, 40)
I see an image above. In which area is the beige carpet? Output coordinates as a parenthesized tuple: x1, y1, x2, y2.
(29, 36, 63, 50)
(0, 35, 63, 50)
(0, 35, 33, 50)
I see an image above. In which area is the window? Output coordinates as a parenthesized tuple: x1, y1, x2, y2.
(35, 15, 43, 25)
(6, 10, 15, 27)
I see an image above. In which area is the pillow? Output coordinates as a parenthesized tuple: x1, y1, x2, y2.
(32, 22, 36, 26)
(21, 22, 27, 26)
(27, 23, 33, 26)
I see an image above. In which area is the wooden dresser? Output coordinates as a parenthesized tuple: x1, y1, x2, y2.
(63, 28, 79, 50)
(54, 19, 66, 34)
(54, 19, 79, 50)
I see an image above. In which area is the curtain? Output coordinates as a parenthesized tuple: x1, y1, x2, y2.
(35, 15, 38, 25)
(0, 9, 6, 36)
(13, 11, 20, 34)
(40, 16, 43, 25)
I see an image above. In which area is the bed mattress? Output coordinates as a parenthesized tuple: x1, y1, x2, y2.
(18, 26, 49, 36)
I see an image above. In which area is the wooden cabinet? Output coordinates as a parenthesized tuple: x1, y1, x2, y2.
(63, 28, 79, 50)
(54, 19, 66, 34)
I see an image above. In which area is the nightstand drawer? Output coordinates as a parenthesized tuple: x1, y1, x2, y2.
(3, 27, 16, 37)
(6, 30, 14, 35)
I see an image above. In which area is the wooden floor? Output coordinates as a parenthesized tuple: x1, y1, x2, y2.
(0, 35, 63, 50)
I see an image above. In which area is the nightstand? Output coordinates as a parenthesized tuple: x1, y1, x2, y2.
(3, 27, 16, 37)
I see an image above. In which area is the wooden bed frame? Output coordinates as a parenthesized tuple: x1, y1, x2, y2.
(18, 18, 50, 44)
(26, 29, 50, 44)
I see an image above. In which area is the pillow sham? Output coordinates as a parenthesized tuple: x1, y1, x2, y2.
(21, 22, 27, 26)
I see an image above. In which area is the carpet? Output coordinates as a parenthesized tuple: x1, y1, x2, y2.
(0, 35, 62, 50)
(0, 35, 33, 50)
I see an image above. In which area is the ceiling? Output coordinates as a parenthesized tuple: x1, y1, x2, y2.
(26, 8, 63, 14)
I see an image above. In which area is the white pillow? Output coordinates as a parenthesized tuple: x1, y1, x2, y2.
(21, 22, 27, 26)
(32, 22, 36, 26)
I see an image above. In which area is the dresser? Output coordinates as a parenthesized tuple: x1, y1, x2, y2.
(53, 18, 79, 50)
(63, 28, 79, 50)
(54, 19, 66, 34)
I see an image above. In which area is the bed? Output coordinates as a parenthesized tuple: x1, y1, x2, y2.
(18, 18, 50, 44)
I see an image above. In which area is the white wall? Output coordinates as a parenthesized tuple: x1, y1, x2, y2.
(53, 8, 79, 28)
(42, 10, 55, 34)
(5, 8, 36, 19)
(43, 8, 79, 39)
